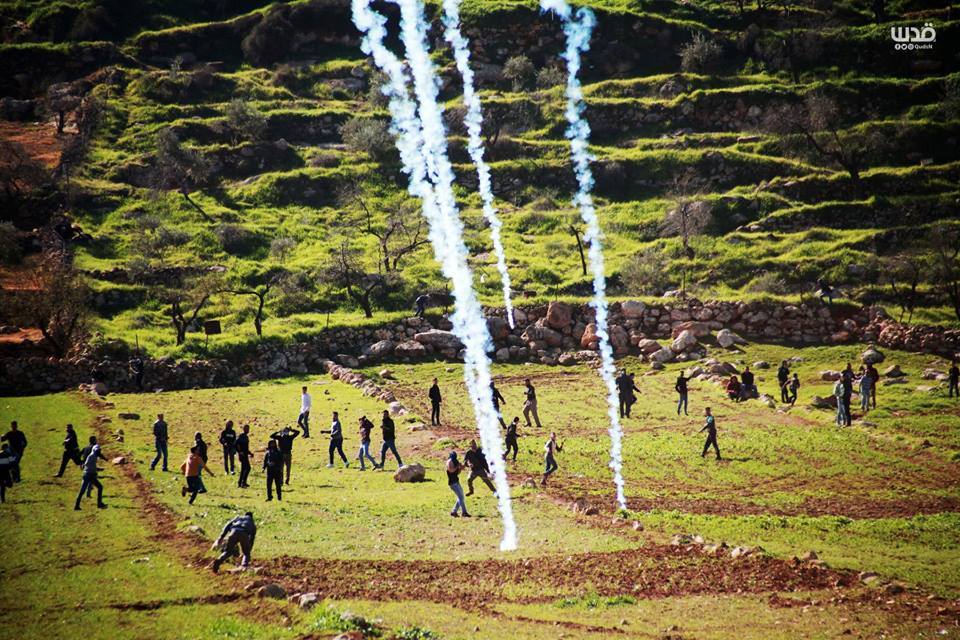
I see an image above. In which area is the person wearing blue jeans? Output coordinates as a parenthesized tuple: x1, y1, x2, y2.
(378, 410, 403, 470)
(541, 432, 563, 486)
(74, 443, 107, 510)
(357, 416, 378, 470)
(833, 380, 847, 426)
(675, 373, 689, 416)
(151, 413, 168, 471)
(446, 451, 470, 517)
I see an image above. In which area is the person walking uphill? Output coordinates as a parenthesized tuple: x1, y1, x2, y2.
(150, 414, 168, 472)
(357, 416, 378, 470)
(699, 407, 721, 460)
(523, 379, 542, 429)
(777, 361, 791, 403)
(429, 378, 442, 426)
(180, 446, 213, 505)
(298, 386, 311, 438)
(675, 372, 690, 416)
(56, 424, 82, 477)
(219, 421, 237, 475)
(211, 512, 256, 573)
(236, 424, 252, 488)
(464, 440, 496, 496)
(503, 416, 520, 463)
(263, 440, 284, 501)
(541, 432, 563, 487)
(446, 451, 470, 518)
(324, 411, 349, 468)
(378, 410, 403, 470)
(2, 421, 27, 483)
(269, 426, 299, 485)
(74, 441, 107, 510)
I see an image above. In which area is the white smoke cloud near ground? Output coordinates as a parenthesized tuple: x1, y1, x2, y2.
(440, 0, 516, 328)
(352, 0, 518, 550)
(540, 0, 626, 510)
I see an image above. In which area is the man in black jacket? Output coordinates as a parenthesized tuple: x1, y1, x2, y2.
(323, 411, 349, 468)
(378, 410, 403, 470)
(269, 426, 299, 485)
(950, 360, 960, 399)
(56, 424, 82, 477)
(150, 413, 168, 472)
(1, 421, 27, 483)
(236, 424, 252, 488)
(262, 440, 284, 501)
(464, 440, 495, 496)
(219, 421, 237, 475)
(429, 379, 442, 426)
(490, 380, 507, 428)
(777, 361, 791, 403)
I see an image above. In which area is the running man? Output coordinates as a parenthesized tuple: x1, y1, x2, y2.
(2, 421, 27, 483)
(150, 413, 168, 472)
(180, 446, 213, 505)
(219, 420, 237, 475)
(490, 380, 507, 428)
(429, 378, 442, 426)
(269, 426, 300, 485)
(522, 379, 542, 429)
(675, 372, 689, 416)
(211, 512, 256, 573)
(541, 432, 563, 486)
(236, 424, 252, 488)
(263, 440, 284, 501)
(446, 451, 470, 517)
(788, 373, 800, 405)
(74, 441, 107, 510)
(503, 416, 520, 463)
(194, 431, 210, 493)
(324, 411, 349, 468)
(464, 440, 495, 496)
(56, 424, 82, 477)
(699, 407, 721, 460)
(378, 410, 403, 470)
(357, 416, 378, 470)
(298, 386, 311, 438)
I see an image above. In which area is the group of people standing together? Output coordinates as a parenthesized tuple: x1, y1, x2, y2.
(832, 362, 880, 426)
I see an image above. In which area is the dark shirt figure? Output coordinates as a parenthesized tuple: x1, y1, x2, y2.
(503, 417, 520, 462)
(56, 423, 82, 477)
(523, 379, 542, 428)
(324, 412, 348, 468)
(817, 278, 834, 305)
(219, 421, 237, 475)
(151, 414, 168, 472)
(429, 378, 442, 426)
(740, 367, 755, 400)
(866, 364, 880, 408)
(841, 363, 854, 426)
(74, 440, 107, 510)
(777, 361, 791, 403)
(699, 408, 721, 460)
(950, 361, 960, 399)
(0, 444, 14, 503)
(415, 294, 429, 318)
(490, 381, 507, 427)
(378, 410, 403, 470)
(129, 356, 145, 391)
(2, 421, 27, 483)
(211, 512, 257, 573)
(236, 425, 252, 488)
(675, 373, 689, 416)
(269, 427, 300, 485)
(464, 440, 495, 496)
(262, 441, 284, 501)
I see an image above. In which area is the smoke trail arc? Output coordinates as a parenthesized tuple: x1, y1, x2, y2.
(539, 0, 626, 510)
(352, 0, 519, 550)
(440, 0, 516, 329)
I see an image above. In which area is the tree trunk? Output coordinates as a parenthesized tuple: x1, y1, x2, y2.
(571, 226, 587, 276)
(181, 190, 214, 223)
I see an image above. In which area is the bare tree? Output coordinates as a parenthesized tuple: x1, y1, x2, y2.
(46, 83, 82, 136)
(0, 139, 52, 214)
(322, 241, 386, 318)
(6, 255, 89, 357)
(223, 272, 279, 338)
(160, 274, 221, 345)
(340, 186, 429, 273)
(153, 128, 214, 222)
(569, 224, 587, 277)
(662, 170, 712, 291)
(882, 253, 926, 323)
(931, 225, 960, 322)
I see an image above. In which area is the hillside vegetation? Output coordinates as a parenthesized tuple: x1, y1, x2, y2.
(1, 0, 958, 358)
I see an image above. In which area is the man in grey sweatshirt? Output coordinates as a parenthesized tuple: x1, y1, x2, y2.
(211, 512, 257, 572)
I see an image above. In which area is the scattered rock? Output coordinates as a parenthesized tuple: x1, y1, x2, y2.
(753, 360, 770, 369)
(758, 394, 776, 408)
(545, 301, 573, 329)
(800, 550, 819, 562)
(111, 456, 127, 465)
(884, 582, 906, 596)
(379, 368, 394, 379)
(810, 395, 837, 409)
(670, 534, 693, 546)
(631, 521, 644, 531)
(620, 300, 646, 318)
(716, 328, 746, 348)
(393, 463, 426, 483)
(670, 330, 698, 353)
(883, 364, 906, 378)
(118, 413, 140, 420)
(820, 370, 841, 381)
(298, 592, 320, 610)
(882, 377, 907, 386)
(257, 583, 286, 599)
(861, 346, 885, 364)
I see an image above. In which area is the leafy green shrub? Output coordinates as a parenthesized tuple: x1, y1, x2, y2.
(242, 6, 295, 66)
(536, 66, 565, 89)
(341, 117, 394, 161)
(621, 247, 674, 295)
(503, 55, 535, 91)
(224, 99, 266, 144)
(216, 224, 263, 256)
(746, 271, 791, 295)
(680, 33, 723, 73)
(269, 236, 297, 263)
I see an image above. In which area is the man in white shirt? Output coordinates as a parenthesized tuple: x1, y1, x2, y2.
(297, 386, 311, 438)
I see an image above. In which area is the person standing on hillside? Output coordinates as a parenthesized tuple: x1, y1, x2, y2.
(616, 369, 631, 418)
(297, 386, 311, 438)
(866, 362, 880, 408)
(816, 278, 834, 306)
(699, 407, 721, 460)
(194, 432, 210, 493)
(841, 363, 854, 426)
(490, 380, 507, 428)
(211, 512, 257, 573)
(541, 432, 563, 487)
(503, 416, 520, 463)
(263, 440, 284, 501)
(219, 420, 237, 475)
(833, 378, 847, 426)
(464, 440, 496, 496)
(777, 361, 791, 403)
(150, 413, 168, 472)
(675, 372, 690, 416)
(74, 442, 108, 511)
(789, 373, 800, 406)
(129, 355, 145, 392)
(357, 416, 378, 470)
(429, 378, 442, 426)
(180, 446, 213, 505)
(55, 424, 82, 478)
(858, 367, 874, 414)
(446, 451, 470, 518)
(415, 294, 429, 318)
(2, 421, 27, 483)
(269, 426, 300, 485)
(236, 424, 252, 488)
(323, 411, 349, 469)
(378, 410, 403, 470)
(522, 379, 542, 429)
(0, 444, 14, 503)
(949, 360, 959, 399)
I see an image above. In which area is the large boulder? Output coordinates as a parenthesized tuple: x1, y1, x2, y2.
(522, 320, 563, 348)
(620, 300, 646, 319)
(670, 330, 698, 353)
(414, 330, 463, 351)
(335, 353, 359, 368)
(651, 347, 676, 364)
(395, 340, 427, 359)
(671, 321, 710, 339)
(884, 364, 905, 378)
(580, 323, 599, 350)
(394, 463, 426, 482)
(860, 346, 884, 364)
(716, 328, 746, 348)
(609, 325, 630, 354)
(486, 317, 510, 341)
(637, 338, 662, 356)
(545, 301, 573, 329)
(820, 370, 841, 381)
(257, 583, 286, 599)
(363, 340, 395, 359)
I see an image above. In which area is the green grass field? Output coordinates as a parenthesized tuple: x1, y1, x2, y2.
(2, 343, 959, 638)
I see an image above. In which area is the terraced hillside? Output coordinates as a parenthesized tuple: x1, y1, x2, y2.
(1, 0, 958, 359)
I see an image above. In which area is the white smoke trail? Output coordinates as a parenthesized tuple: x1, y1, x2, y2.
(540, 0, 626, 511)
(353, 0, 518, 550)
(440, 0, 516, 328)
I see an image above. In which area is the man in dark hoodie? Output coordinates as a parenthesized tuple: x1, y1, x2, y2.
(56, 424, 82, 477)
(236, 424, 252, 488)
(429, 378, 442, 426)
(211, 512, 257, 573)
(219, 421, 237, 475)
(263, 440, 284, 501)
(2, 421, 27, 483)
(269, 426, 300, 485)
(323, 411, 349, 469)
